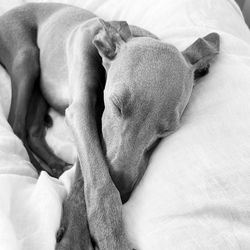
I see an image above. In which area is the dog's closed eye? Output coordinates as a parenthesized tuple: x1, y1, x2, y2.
(111, 95, 122, 116)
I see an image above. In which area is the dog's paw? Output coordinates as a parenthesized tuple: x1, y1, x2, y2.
(56, 212, 80, 250)
(56, 233, 71, 250)
(56, 223, 94, 250)
(56, 181, 94, 250)
(48, 158, 72, 178)
(55, 226, 72, 250)
(56, 226, 65, 243)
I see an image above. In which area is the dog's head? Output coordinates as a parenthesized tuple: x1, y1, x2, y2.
(93, 19, 220, 203)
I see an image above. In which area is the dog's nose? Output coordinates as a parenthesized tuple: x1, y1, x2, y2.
(120, 190, 132, 204)
(110, 170, 133, 203)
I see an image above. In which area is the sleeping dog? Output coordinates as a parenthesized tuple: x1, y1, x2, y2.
(0, 3, 220, 249)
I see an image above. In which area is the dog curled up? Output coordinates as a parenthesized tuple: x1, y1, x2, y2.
(0, 3, 220, 249)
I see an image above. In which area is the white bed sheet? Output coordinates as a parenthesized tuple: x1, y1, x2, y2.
(1, 0, 250, 249)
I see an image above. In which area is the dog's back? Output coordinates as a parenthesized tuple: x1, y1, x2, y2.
(0, 3, 95, 71)
(0, 3, 97, 111)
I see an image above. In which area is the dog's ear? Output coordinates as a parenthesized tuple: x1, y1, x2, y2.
(93, 19, 132, 69)
(182, 33, 220, 80)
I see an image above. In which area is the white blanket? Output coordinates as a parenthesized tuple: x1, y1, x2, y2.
(1, 0, 250, 249)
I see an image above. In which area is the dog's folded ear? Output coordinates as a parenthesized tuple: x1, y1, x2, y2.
(182, 33, 220, 80)
(93, 19, 132, 69)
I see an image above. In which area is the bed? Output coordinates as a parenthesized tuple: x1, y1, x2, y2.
(1, 0, 250, 249)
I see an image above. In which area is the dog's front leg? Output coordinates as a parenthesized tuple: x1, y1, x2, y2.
(65, 98, 131, 249)
(58, 26, 131, 248)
